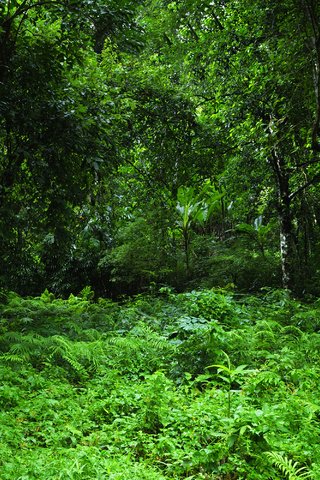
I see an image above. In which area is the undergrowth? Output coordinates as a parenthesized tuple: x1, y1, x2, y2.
(0, 287, 320, 479)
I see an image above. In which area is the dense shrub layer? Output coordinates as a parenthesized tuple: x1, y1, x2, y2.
(0, 288, 319, 479)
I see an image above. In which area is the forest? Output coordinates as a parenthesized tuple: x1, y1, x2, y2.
(1, 0, 320, 478)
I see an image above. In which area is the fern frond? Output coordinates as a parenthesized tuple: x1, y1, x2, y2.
(107, 335, 143, 351)
(0, 353, 25, 363)
(266, 452, 313, 479)
(108, 326, 172, 353)
(0, 332, 46, 363)
(256, 320, 282, 332)
(280, 326, 303, 338)
(50, 336, 88, 376)
(3, 331, 43, 343)
(131, 322, 169, 345)
(254, 330, 276, 342)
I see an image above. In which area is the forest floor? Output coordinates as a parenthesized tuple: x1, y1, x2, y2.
(0, 287, 319, 479)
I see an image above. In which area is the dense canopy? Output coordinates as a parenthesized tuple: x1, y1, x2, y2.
(1, 0, 320, 296)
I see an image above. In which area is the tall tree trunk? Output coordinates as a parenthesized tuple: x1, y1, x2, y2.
(301, 0, 320, 151)
(269, 145, 296, 290)
(183, 227, 190, 276)
(0, 18, 12, 86)
(278, 194, 295, 290)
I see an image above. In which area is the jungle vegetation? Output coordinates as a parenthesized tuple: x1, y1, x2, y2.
(2, 0, 320, 296)
(2, 1, 320, 479)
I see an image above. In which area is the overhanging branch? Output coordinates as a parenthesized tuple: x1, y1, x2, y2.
(290, 157, 320, 170)
(289, 172, 320, 200)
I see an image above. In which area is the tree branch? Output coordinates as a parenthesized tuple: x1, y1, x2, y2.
(3, 0, 29, 24)
(289, 172, 320, 200)
(291, 156, 320, 169)
(163, 32, 172, 46)
(8, 0, 64, 23)
(209, 7, 224, 31)
(197, 140, 254, 155)
(187, 21, 199, 42)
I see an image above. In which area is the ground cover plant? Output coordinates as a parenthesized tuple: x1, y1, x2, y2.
(1, 287, 320, 479)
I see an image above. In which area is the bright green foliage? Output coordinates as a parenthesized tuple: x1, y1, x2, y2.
(266, 452, 313, 480)
(1, 288, 320, 479)
(174, 183, 223, 275)
(4, 2, 320, 475)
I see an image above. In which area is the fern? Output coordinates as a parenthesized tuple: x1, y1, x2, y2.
(280, 326, 303, 338)
(131, 323, 173, 350)
(108, 335, 143, 351)
(108, 322, 173, 353)
(266, 452, 313, 479)
(103, 324, 175, 374)
(49, 336, 106, 377)
(0, 331, 103, 377)
(255, 319, 282, 333)
(0, 332, 45, 364)
(49, 336, 88, 377)
(0, 353, 25, 363)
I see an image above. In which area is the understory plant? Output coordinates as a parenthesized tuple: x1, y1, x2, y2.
(0, 288, 320, 479)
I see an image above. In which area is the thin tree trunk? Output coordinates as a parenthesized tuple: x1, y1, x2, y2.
(183, 228, 190, 276)
(0, 17, 12, 86)
(301, 0, 320, 151)
(278, 195, 295, 290)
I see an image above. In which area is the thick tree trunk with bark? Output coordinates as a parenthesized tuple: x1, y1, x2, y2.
(269, 145, 296, 290)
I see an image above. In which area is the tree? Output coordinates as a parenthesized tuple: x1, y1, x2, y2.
(0, 0, 144, 293)
(140, 0, 320, 291)
(4, 0, 320, 295)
